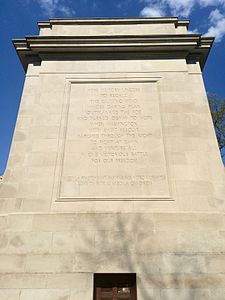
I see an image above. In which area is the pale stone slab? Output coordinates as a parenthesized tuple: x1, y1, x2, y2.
(20, 289, 70, 300)
(160, 288, 211, 300)
(0, 290, 20, 300)
(25, 254, 74, 273)
(45, 23, 179, 36)
(0, 274, 46, 288)
(58, 81, 170, 201)
(0, 255, 25, 273)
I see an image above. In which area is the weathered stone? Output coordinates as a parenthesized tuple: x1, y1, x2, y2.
(0, 17, 224, 300)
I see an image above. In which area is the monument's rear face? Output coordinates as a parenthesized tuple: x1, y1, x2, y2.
(1, 18, 225, 300)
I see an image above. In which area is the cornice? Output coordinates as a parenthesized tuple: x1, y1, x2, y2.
(37, 17, 189, 28)
(13, 33, 214, 72)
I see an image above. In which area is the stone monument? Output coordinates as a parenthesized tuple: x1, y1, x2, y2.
(0, 17, 225, 300)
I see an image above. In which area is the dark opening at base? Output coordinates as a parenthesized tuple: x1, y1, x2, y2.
(94, 273, 137, 300)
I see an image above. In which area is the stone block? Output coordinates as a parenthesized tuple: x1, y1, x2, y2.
(20, 198, 51, 212)
(206, 254, 225, 273)
(6, 214, 33, 232)
(0, 289, 20, 300)
(212, 289, 225, 300)
(0, 274, 46, 288)
(20, 289, 70, 300)
(0, 183, 17, 198)
(161, 254, 206, 274)
(25, 254, 74, 273)
(5, 232, 52, 254)
(33, 214, 75, 231)
(160, 288, 211, 300)
(0, 199, 22, 212)
(53, 231, 95, 253)
(0, 254, 25, 273)
(46, 273, 92, 289)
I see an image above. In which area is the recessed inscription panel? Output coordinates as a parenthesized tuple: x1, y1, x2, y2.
(59, 82, 170, 200)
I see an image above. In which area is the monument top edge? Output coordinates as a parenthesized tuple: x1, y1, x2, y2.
(37, 17, 189, 28)
(13, 16, 214, 72)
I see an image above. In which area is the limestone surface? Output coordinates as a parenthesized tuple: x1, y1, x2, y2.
(0, 17, 224, 299)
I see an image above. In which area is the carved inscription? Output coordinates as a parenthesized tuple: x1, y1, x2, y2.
(77, 86, 152, 165)
(59, 82, 170, 199)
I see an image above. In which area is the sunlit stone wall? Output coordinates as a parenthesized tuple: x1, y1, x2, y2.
(0, 18, 225, 300)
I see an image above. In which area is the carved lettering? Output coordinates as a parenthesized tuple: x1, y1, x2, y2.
(59, 82, 170, 199)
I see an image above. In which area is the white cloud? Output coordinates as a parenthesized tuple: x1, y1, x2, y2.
(140, 0, 196, 17)
(163, 0, 196, 17)
(140, 6, 165, 17)
(209, 7, 224, 22)
(37, 0, 75, 16)
(188, 28, 199, 33)
(140, 0, 225, 17)
(205, 9, 225, 41)
(199, 0, 225, 7)
(139, 0, 225, 41)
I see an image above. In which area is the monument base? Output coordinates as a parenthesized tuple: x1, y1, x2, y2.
(0, 211, 224, 300)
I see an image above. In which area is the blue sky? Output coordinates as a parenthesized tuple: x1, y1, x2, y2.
(0, 0, 225, 175)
